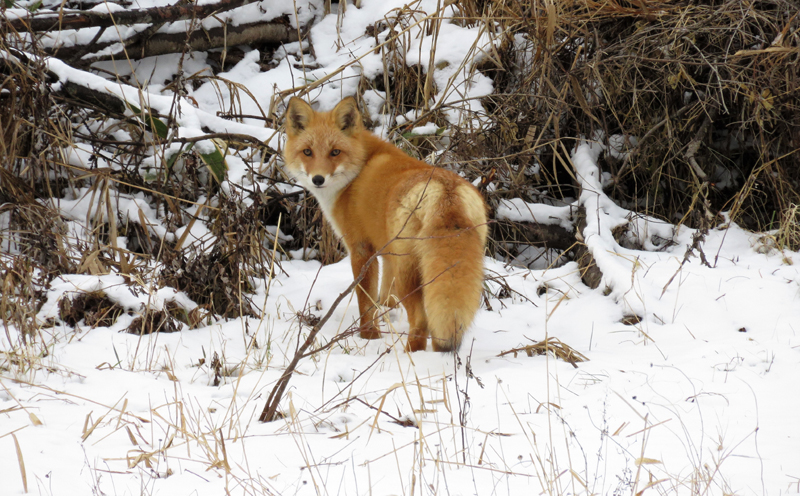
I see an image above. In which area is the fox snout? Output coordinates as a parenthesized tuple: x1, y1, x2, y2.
(311, 175, 325, 187)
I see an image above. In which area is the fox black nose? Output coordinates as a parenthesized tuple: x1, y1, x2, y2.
(312, 175, 325, 187)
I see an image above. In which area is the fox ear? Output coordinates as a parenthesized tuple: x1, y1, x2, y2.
(332, 97, 361, 135)
(286, 97, 314, 136)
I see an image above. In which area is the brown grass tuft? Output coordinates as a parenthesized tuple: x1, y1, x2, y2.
(498, 336, 589, 367)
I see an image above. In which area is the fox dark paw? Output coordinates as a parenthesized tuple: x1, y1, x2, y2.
(405, 336, 427, 352)
(359, 325, 381, 340)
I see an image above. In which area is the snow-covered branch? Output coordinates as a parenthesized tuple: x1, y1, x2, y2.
(5, 0, 249, 33)
(49, 16, 298, 64)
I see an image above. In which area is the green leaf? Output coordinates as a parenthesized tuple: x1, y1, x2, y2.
(144, 113, 168, 138)
(4, 0, 16, 8)
(125, 101, 168, 138)
(27, 0, 42, 11)
(198, 139, 227, 183)
(142, 171, 159, 182)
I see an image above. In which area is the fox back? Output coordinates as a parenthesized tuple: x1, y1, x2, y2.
(283, 97, 487, 352)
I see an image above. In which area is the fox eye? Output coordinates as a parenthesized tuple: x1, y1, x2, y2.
(330, 149, 340, 157)
(303, 149, 312, 156)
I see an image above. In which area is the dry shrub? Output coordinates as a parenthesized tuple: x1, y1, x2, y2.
(159, 193, 281, 317)
(276, 192, 346, 265)
(1, 30, 77, 277)
(453, 0, 799, 232)
(1, 202, 73, 271)
(58, 291, 125, 328)
(0, 43, 56, 185)
(2, 16, 299, 323)
(0, 37, 78, 335)
(165, 300, 213, 329)
(1, 30, 92, 337)
(365, 7, 440, 119)
(125, 310, 180, 335)
(776, 203, 800, 251)
(0, 256, 46, 344)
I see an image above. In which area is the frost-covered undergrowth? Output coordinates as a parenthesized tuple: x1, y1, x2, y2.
(2, 0, 800, 495)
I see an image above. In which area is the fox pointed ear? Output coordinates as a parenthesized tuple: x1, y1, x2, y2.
(332, 97, 361, 135)
(286, 97, 314, 136)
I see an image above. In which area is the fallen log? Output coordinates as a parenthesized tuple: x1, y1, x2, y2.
(48, 17, 298, 64)
(1, 50, 127, 116)
(493, 215, 602, 288)
(5, 0, 248, 33)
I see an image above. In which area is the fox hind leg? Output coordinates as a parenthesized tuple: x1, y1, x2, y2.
(402, 289, 428, 352)
(388, 258, 428, 352)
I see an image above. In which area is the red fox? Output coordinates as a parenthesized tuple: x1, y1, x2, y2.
(283, 96, 487, 352)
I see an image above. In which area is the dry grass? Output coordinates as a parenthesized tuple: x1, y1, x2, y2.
(446, 0, 799, 232)
(776, 203, 800, 251)
(498, 336, 589, 367)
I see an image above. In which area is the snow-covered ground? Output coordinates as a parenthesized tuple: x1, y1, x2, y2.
(2, 0, 800, 495)
(4, 222, 800, 495)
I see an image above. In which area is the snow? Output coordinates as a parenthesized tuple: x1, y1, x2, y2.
(3, 1, 800, 496)
(4, 228, 800, 494)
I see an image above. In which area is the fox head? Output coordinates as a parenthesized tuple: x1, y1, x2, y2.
(283, 97, 367, 196)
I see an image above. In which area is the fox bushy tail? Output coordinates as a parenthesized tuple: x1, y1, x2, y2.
(414, 189, 487, 352)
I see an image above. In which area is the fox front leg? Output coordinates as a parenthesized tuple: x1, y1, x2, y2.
(349, 242, 381, 339)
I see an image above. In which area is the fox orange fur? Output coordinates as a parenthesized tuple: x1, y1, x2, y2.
(283, 96, 487, 352)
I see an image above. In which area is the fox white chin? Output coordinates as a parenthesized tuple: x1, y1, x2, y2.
(295, 170, 354, 238)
